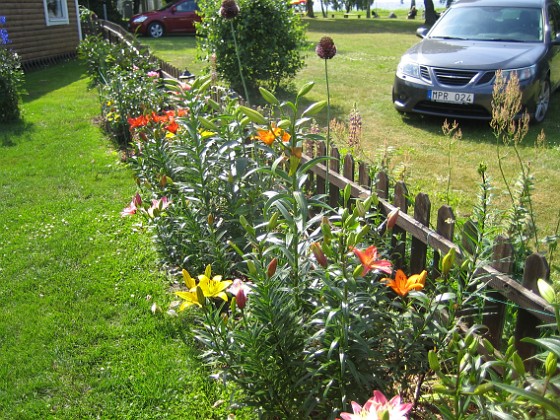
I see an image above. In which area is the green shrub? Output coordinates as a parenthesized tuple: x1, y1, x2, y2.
(0, 17, 25, 122)
(196, 0, 307, 94)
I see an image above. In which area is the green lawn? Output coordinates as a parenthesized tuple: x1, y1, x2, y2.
(141, 16, 560, 245)
(0, 61, 250, 419)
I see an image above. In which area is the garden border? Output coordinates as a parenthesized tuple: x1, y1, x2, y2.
(92, 18, 555, 369)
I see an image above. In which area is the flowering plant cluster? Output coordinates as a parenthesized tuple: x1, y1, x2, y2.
(78, 35, 169, 146)
(0, 16, 25, 122)
(113, 67, 452, 416)
(85, 31, 560, 419)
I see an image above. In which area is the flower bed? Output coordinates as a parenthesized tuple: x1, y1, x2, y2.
(81, 33, 560, 419)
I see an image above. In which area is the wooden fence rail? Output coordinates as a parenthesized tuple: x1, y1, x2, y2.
(94, 20, 555, 366)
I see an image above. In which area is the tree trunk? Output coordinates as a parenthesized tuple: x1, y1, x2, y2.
(306, 0, 315, 18)
(423, 0, 439, 26)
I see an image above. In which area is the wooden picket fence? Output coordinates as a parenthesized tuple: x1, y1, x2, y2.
(303, 141, 554, 367)
(85, 19, 184, 79)
(91, 18, 555, 367)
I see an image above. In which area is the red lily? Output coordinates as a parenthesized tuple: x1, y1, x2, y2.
(353, 245, 393, 276)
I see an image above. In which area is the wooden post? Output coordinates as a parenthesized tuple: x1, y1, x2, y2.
(461, 218, 478, 256)
(375, 171, 389, 199)
(482, 236, 513, 351)
(515, 253, 549, 372)
(358, 162, 370, 190)
(410, 193, 430, 274)
(316, 142, 326, 195)
(433, 205, 455, 277)
(391, 181, 409, 270)
(329, 148, 340, 207)
(343, 153, 355, 182)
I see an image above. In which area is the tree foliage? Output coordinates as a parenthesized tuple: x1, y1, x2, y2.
(196, 0, 308, 93)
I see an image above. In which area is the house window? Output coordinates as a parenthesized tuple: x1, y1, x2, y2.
(44, 0, 69, 26)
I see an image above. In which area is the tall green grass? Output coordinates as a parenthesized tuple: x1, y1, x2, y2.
(0, 61, 250, 419)
(142, 16, 560, 242)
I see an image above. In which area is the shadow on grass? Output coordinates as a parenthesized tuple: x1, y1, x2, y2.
(304, 16, 422, 35)
(396, 90, 560, 148)
(24, 60, 86, 102)
(0, 119, 35, 147)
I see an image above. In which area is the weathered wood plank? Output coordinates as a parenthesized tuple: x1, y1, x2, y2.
(515, 253, 549, 370)
(392, 181, 409, 270)
(410, 193, 430, 274)
(482, 236, 513, 350)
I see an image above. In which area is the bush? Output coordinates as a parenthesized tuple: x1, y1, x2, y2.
(196, 0, 307, 94)
(0, 17, 25, 122)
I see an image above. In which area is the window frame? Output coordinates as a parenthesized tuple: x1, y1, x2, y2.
(43, 0, 69, 26)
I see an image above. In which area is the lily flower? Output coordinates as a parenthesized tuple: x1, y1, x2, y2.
(339, 390, 412, 420)
(120, 193, 142, 217)
(175, 290, 202, 310)
(254, 123, 291, 145)
(198, 272, 233, 302)
(148, 196, 171, 218)
(382, 269, 427, 297)
(353, 245, 393, 276)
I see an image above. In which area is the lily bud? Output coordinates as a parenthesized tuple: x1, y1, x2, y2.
(441, 247, 456, 277)
(208, 213, 214, 226)
(267, 258, 278, 277)
(133, 192, 142, 206)
(311, 242, 328, 268)
(386, 207, 399, 230)
(235, 289, 247, 310)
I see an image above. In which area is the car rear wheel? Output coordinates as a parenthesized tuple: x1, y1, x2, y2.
(533, 78, 550, 123)
(148, 22, 164, 38)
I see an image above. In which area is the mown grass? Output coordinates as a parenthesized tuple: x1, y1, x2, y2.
(0, 61, 252, 419)
(141, 15, 560, 245)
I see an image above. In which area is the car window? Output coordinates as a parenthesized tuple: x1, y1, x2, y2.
(176, 1, 197, 12)
(429, 6, 543, 42)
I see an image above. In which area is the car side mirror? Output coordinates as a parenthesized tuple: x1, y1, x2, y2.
(416, 26, 429, 38)
(171, 6, 177, 13)
(553, 32, 560, 45)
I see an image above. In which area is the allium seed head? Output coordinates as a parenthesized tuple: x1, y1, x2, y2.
(316, 36, 337, 59)
(220, 0, 240, 19)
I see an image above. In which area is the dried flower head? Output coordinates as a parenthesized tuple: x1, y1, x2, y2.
(316, 36, 336, 59)
(220, 0, 240, 19)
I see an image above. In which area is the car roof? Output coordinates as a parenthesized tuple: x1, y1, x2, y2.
(452, 0, 548, 8)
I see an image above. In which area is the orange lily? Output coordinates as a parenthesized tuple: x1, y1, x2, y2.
(382, 269, 427, 297)
(254, 124, 291, 145)
(353, 245, 392, 276)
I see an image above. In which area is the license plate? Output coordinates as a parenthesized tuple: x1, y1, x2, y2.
(429, 90, 474, 104)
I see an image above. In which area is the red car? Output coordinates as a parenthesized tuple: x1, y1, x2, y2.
(128, 0, 200, 38)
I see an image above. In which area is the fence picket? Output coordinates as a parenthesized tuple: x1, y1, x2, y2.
(392, 181, 409, 270)
(329, 148, 340, 207)
(410, 193, 430, 274)
(483, 236, 513, 350)
(433, 205, 455, 277)
(515, 253, 549, 371)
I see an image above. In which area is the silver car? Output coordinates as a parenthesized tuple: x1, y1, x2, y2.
(392, 0, 560, 122)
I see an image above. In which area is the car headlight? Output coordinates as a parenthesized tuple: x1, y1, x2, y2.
(397, 58, 421, 79)
(502, 65, 536, 82)
(132, 15, 148, 24)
